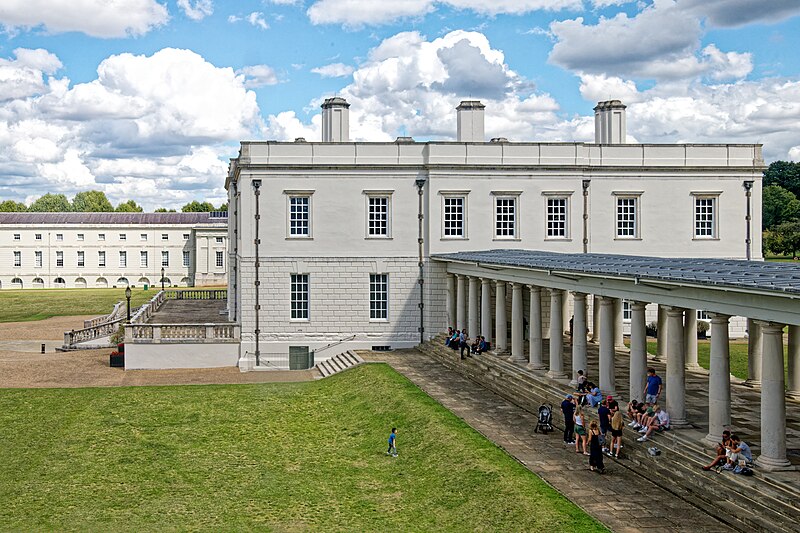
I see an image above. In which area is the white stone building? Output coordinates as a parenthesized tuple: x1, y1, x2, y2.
(0, 212, 228, 290)
(226, 98, 764, 370)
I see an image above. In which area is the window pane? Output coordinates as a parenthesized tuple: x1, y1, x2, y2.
(290, 274, 309, 319)
(616, 197, 637, 238)
(162, 251, 169, 267)
(370, 274, 389, 320)
(495, 197, 516, 237)
(215, 251, 224, 268)
(140, 251, 148, 267)
(443, 197, 464, 237)
(99, 251, 106, 267)
(546, 198, 567, 237)
(183, 251, 190, 267)
(35, 251, 42, 268)
(119, 251, 127, 268)
(368, 196, 389, 236)
(289, 197, 309, 236)
(695, 198, 715, 237)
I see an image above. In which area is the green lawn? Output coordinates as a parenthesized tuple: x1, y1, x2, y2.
(0, 365, 604, 532)
(0, 288, 154, 322)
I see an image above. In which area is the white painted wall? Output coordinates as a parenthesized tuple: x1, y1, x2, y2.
(125, 342, 239, 369)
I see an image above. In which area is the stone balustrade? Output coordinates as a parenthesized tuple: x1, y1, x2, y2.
(126, 323, 240, 343)
(164, 289, 227, 300)
(83, 300, 125, 328)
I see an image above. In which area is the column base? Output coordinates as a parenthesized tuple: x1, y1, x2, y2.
(787, 390, 800, 400)
(685, 363, 704, 372)
(547, 370, 568, 379)
(527, 363, 547, 371)
(744, 379, 762, 388)
(703, 433, 724, 447)
(510, 355, 527, 364)
(755, 455, 794, 472)
(669, 417, 691, 428)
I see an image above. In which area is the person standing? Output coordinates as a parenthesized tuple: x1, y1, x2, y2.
(610, 410, 624, 458)
(459, 330, 469, 359)
(561, 394, 576, 445)
(643, 368, 663, 404)
(598, 400, 612, 453)
(574, 406, 588, 455)
(386, 427, 398, 457)
(588, 421, 605, 473)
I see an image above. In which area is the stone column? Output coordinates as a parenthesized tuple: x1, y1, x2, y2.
(563, 292, 571, 336)
(468, 276, 479, 340)
(705, 313, 731, 445)
(656, 305, 667, 360)
(481, 278, 492, 345)
(629, 301, 648, 402)
(455, 275, 466, 331)
(590, 295, 600, 344)
(495, 281, 507, 352)
(571, 292, 588, 386)
(756, 322, 792, 471)
(599, 296, 616, 395)
(666, 307, 688, 426)
(528, 286, 545, 369)
(446, 274, 455, 328)
(511, 283, 525, 363)
(746, 319, 762, 387)
(788, 325, 800, 400)
(613, 298, 625, 349)
(547, 289, 567, 378)
(684, 309, 699, 370)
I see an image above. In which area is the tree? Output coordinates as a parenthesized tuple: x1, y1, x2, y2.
(28, 193, 71, 212)
(115, 200, 144, 212)
(72, 190, 113, 212)
(764, 160, 800, 197)
(762, 185, 799, 229)
(218, 202, 228, 211)
(181, 200, 215, 212)
(154, 208, 177, 213)
(0, 200, 27, 212)
(771, 220, 800, 258)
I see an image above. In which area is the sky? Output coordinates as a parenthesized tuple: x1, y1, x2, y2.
(1, 0, 799, 211)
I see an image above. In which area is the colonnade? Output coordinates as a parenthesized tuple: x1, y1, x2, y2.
(445, 273, 799, 472)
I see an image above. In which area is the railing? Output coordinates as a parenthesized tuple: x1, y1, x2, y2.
(313, 335, 357, 355)
(83, 301, 125, 328)
(129, 290, 167, 323)
(126, 323, 240, 343)
(163, 289, 227, 300)
(209, 211, 228, 219)
(64, 317, 126, 347)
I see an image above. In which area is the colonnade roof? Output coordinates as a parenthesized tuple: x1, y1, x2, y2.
(434, 250, 800, 295)
(433, 250, 800, 324)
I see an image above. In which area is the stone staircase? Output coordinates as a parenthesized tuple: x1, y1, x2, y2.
(314, 350, 364, 379)
(418, 335, 799, 533)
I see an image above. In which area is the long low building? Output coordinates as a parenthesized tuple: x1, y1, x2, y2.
(0, 212, 228, 289)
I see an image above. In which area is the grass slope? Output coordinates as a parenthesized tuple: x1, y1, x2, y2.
(642, 341, 787, 381)
(0, 288, 154, 323)
(0, 365, 604, 532)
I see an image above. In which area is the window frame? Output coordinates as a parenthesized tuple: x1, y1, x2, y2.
(140, 251, 148, 268)
(77, 251, 85, 268)
(440, 191, 469, 240)
(183, 250, 190, 267)
(34, 250, 42, 269)
(119, 251, 127, 268)
(692, 192, 720, 240)
(98, 233, 105, 241)
(13, 251, 21, 267)
(613, 192, 642, 240)
(98, 251, 106, 268)
(13, 233, 20, 241)
(369, 273, 389, 321)
(161, 251, 169, 267)
(215, 251, 224, 269)
(140, 233, 148, 241)
(119, 233, 126, 241)
(285, 190, 314, 239)
(35, 233, 42, 241)
(56, 233, 63, 242)
(56, 251, 64, 267)
(364, 190, 393, 239)
(492, 191, 522, 241)
(290, 273, 310, 321)
(542, 191, 573, 240)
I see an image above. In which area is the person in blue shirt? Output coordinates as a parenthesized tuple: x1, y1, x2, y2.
(387, 427, 398, 457)
(586, 387, 603, 408)
(643, 368, 662, 404)
(725, 434, 752, 468)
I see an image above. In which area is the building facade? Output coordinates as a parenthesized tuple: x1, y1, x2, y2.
(0, 212, 228, 290)
(226, 98, 764, 369)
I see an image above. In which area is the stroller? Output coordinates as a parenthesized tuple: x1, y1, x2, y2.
(534, 403, 554, 434)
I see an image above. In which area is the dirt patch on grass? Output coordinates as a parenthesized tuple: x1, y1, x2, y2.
(0, 315, 94, 341)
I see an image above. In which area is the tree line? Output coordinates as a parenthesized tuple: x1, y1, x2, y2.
(0, 191, 226, 214)
(762, 161, 800, 259)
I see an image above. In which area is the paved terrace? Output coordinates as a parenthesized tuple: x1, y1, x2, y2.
(145, 299, 231, 324)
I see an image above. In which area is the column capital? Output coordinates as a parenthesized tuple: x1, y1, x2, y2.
(495, 279, 505, 287)
(528, 284, 541, 293)
(754, 320, 785, 333)
(598, 295, 615, 307)
(510, 281, 520, 289)
(549, 287, 563, 298)
(708, 312, 731, 323)
(630, 300, 648, 310)
(663, 305, 686, 317)
(481, 277, 492, 286)
(571, 291, 587, 300)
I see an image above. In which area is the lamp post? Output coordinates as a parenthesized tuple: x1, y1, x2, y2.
(161, 267, 165, 291)
(125, 285, 131, 323)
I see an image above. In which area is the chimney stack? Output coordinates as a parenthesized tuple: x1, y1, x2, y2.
(456, 100, 485, 142)
(594, 100, 627, 144)
(321, 97, 350, 142)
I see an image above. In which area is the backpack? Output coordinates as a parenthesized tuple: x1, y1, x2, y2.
(647, 446, 661, 456)
(735, 466, 754, 476)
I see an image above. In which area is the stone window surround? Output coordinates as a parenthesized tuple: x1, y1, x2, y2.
(363, 189, 394, 239)
(542, 190, 573, 241)
(290, 273, 310, 321)
(612, 191, 643, 241)
(691, 191, 721, 241)
(439, 189, 469, 240)
(284, 189, 314, 240)
(369, 272, 390, 321)
(492, 190, 522, 241)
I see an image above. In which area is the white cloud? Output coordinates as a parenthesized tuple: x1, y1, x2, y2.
(247, 11, 269, 29)
(177, 0, 213, 21)
(0, 47, 262, 209)
(0, 0, 169, 38)
(680, 0, 800, 27)
(237, 65, 280, 87)
(311, 63, 355, 78)
(306, 0, 580, 27)
(0, 48, 62, 101)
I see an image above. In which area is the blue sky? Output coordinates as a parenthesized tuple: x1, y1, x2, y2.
(1, 0, 799, 210)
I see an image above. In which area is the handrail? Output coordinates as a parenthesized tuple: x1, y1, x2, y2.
(314, 335, 357, 355)
(83, 300, 125, 328)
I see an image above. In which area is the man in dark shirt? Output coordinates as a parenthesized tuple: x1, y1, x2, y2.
(598, 400, 612, 452)
(561, 394, 576, 444)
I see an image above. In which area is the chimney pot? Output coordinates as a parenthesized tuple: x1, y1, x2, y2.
(594, 99, 627, 144)
(321, 97, 350, 142)
(456, 100, 485, 142)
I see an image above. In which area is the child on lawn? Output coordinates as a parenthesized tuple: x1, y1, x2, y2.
(387, 428, 398, 457)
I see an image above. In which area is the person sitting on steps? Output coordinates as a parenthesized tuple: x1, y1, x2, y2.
(637, 406, 670, 442)
(723, 434, 753, 470)
(444, 327, 454, 346)
(702, 430, 732, 471)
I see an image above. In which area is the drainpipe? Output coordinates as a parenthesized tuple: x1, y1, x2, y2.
(415, 177, 426, 344)
(582, 179, 591, 253)
(252, 179, 262, 366)
(743, 180, 754, 260)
